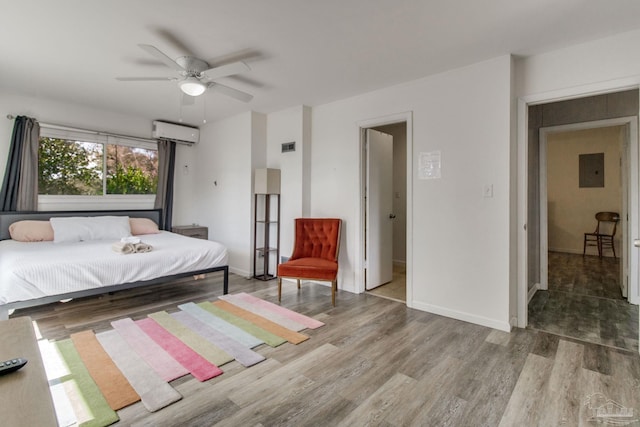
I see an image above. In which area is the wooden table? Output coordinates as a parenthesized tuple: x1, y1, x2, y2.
(172, 224, 209, 240)
(0, 316, 57, 426)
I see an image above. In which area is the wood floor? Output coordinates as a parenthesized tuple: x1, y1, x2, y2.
(14, 272, 640, 426)
(367, 264, 406, 302)
(529, 252, 639, 352)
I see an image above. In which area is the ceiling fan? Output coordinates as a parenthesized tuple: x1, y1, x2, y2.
(116, 44, 253, 102)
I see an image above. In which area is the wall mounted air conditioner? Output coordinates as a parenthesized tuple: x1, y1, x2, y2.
(152, 121, 200, 145)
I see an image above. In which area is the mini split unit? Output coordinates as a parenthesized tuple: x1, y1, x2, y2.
(152, 121, 200, 145)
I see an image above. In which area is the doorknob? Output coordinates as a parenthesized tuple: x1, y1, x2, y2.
(389, 214, 396, 219)
(634, 239, 640, 248)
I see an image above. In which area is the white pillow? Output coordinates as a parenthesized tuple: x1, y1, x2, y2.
(50, 216, 132, 243)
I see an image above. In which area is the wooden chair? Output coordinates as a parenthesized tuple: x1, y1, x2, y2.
(277, 218, 341, 306)
(583, 212, 619, 258)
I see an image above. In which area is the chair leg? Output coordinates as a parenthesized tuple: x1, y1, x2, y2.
(297, 279, 301, 289)
(612, 240, 617, 258)
(332, 280, 336, 306)
(597, 236, 603, 258)
(278, 277, 282, 302)
(583, 237, 587, 256)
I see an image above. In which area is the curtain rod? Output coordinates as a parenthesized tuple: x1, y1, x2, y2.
(6, 114, 157, 144)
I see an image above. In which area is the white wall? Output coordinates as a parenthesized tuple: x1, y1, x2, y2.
(311, 55, 513, 331)
(547, 127, 623, 255)
(265, 105, 311, 259)
(516, 28, 640, 98)
(185, 111, 256, 277)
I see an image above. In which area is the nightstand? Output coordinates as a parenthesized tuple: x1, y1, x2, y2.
(172, 225, 208, 240)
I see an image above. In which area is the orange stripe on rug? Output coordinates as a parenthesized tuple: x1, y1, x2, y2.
(212, 300, 309, 344)
(70, 330, 140, 410)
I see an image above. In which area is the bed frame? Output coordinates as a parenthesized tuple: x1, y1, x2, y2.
(0, 209, 229, 320)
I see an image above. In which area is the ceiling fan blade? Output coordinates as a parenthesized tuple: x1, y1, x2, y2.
(202, 61, 250, 80)
(138, 44, 184, 72)
(208, 83, 253, 103)
(116, 77, 175, 81)
(153, 28, 198, 57)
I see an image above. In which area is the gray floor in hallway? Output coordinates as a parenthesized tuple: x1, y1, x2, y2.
(528, 251, 639, 351)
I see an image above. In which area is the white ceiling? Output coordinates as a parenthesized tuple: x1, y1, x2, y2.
(2, 0, 640, 126)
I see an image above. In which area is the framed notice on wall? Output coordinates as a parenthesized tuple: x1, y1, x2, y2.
(419, 151, 441, 180)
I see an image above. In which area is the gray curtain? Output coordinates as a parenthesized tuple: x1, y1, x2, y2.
(154, 139, 176, 230)
(0, 116, 39, 211)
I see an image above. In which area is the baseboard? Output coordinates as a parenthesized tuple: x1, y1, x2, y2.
(229, 266, 251, 278)
(549, 248, 618, 258)
(528, 283, 540, 303)
(411, 300, 511, 332)
(549, 247, 583, 255)
(393, 260, 406, 268)
(509, 316, 517, 330)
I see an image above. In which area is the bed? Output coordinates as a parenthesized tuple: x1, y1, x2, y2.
(0, 209, 229, 320)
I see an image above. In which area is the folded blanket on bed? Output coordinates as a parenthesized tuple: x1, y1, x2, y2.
(112, 242, 135, 254)
(111, 241, 154, 254)
(133, 243, 153, 253)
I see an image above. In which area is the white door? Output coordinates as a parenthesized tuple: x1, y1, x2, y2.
(366, 129, 394, 290)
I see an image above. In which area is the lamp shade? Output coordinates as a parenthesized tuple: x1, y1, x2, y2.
(179, 77, 207, 96)
(254, 168, 281, 194)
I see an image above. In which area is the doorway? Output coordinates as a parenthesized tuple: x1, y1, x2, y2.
(520, 90, 640, 351)
(357, 113, 411, 304)
(529, 122, 638, 350)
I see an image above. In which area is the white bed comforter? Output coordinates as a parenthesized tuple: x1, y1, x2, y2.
(0, 231, 228, 305)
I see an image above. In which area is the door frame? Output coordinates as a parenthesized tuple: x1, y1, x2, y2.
(538, 118, 637, 301)
(356, 112, 413, 306)
(517, 79, 640, 328)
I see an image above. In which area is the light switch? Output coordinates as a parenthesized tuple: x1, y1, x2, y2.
(483, 184, 493, 198)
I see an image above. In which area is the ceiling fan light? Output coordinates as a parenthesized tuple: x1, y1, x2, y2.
(179, 77, 206, 96)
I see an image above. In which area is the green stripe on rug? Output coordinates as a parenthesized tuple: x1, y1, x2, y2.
(197, 301, 287, 347)
(148, 311, 234, 367)
(56, 339, 119, 427)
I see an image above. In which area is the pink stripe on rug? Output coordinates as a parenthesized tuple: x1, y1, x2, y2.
(171, 311, 265, 367)
(112, 318, 189, 382)
(136, 318, 223, 382)
(230, 292, 325, 329)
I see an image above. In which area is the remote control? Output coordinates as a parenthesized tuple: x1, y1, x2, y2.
(0, 358, 27, 376)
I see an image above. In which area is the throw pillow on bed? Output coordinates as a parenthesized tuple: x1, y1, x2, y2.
(129, 217, 161, 235)
(9, 220, 55, 242)
(50, 216, 132, 243)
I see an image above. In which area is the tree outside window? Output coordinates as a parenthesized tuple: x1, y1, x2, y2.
(38, 137, 158, 196)
(106, 145, 158, 194)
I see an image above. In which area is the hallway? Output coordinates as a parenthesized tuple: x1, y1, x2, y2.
(528, 251, 638, 351)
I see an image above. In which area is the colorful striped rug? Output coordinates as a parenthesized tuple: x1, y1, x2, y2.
(39, 293, 324, 427)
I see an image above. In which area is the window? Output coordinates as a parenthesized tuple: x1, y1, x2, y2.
(38, 128, 158, 196)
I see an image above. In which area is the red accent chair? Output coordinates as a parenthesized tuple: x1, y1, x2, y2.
(277, 218, 342, 306)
